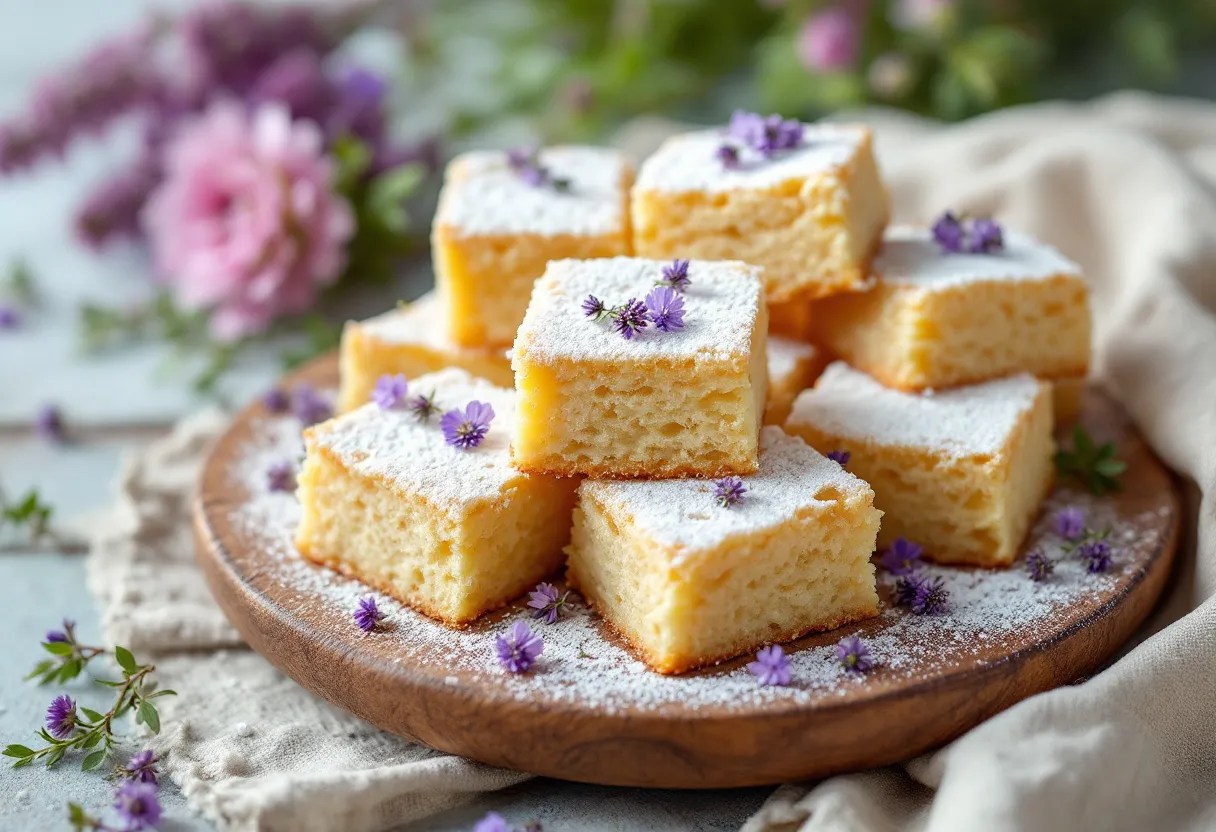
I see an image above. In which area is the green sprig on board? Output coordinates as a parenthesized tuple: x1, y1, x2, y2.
(1054, 426, 1127, 496)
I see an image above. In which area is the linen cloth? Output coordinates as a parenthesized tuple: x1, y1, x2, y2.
(86, 91, 1216, 832)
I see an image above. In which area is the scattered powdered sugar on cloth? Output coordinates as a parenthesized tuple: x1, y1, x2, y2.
(229, 409, 1157, 714)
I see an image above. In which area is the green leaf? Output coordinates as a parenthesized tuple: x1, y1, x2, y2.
(42, 641, 73, 656)
(2, 745, 33, 758)
(24, 659, 56, 682)
(56, 659, 82, 684)
(332, 134, 374, 193)
(1072, 426, 1095, 459)
(1094, 458, 1128, 477)
(81, 750, 106, 771)
(138, 700, 161, 734)
(79, 707, 105, 723)
(45, 746, 65, 768)
(146, 689, 177, 699)
(81, 731, 103, 750)
(94, 678, 125, 688)
(114, 646, 138, 675)
(367, 164, 425, 234)
(13, 756, 33, 769)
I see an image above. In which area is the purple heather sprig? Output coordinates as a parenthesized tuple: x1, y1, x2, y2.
(291, 383, 333, 426)
(407, 390, 440, 423)
(1052, 506, 1087, 541)
(612, 298, 649, 340)
(644, 286, 686, 333)
(826, 449, 850, 466)
(880, 537, 923, 576)
(112, 780, 162, 831)
(715, 143, 741, 169)
(353, 596, 385, 632)
(122, 749, 160, 785)
(266, 461, 295, 493)
(45, 695, 78, 740)
(714, 476, 747, 508)
(931, 211, 1005, 254)
(441, 401, 496, 450)
(36, 404, 65, 443)
(725, 110, 804, 157)
(263, 387, 290, 413)
(371, 373, 409, 409)
(747, 645, 792, 687)
(836, 635, 872, 675)
(74, 157, 161, 250)
(657, 259, 691, 292)
(506, 147, 571, 191)
(494, 622, 544, 673)
(527, 582, 574, 625)
(894, 573, 949, 615)
(25, 618, 104, 685)
(1026, 548, 1055, 582)
(1078, 538, 1113, 573)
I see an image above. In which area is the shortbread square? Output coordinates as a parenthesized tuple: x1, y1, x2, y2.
(566, 427, 881, 674)
(765, 336, 828, 426)
(812, 227, 1091, 390)
(337, 293, 513, 413)
(785, 363, 1054, 568)
(511, 257, 768, 479)
(631, 124, 887, 302)
(296, 369, 579, 625)
(433, 146, 634, 346)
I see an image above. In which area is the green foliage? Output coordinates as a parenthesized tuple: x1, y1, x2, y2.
(1055, 426, 1128, 496)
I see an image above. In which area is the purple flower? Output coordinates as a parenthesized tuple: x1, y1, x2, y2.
(1078, 539, 1113, 573)
(726, 110, 803, 157)
(505, 146, 567, 189)
(644, 286, 686, 333)
(969, 218, 1004, 253)
(895, 573, 949, 614)
(475, 812, 511, 832)
(826, 449, 851, 466)
(292, 383, 332, 426)
(612, 298, 649, 340)
(371, 373, 409, 409)
(267, 461, 294, 493)
(716, 143, 741, 169)
(797, 5, 861, 72)
(836, 635, 872, 674)
(714, 476, 747, 508)
(407, 391, 439, 423)
(581, 295, 606, 319)
(74, 156, 161, 250)
(932, 211, 966, 253)
(1026, 548, 1054, 582)
(932, 211, 1005, 255)
(46, 618, 76, 644)
(441, 401, 495, 449)
(45, 694, 77, 739)
(353, 596, 385, 632)
(527, 582, 572, 625)
(880, 537, 923, 575)
(495, 621, 544, 673)
(659, 259, 691, 292)
(263, 387, 290, 413)
(0, 305, 20, 329)
(35, 404, 64, 443)
(747, 645, 792, 687)
(1052, 506, 1086, 541)
(727, 110, 765, 143)
(124, 750, 159, 785)
(113, 780, 162, 831)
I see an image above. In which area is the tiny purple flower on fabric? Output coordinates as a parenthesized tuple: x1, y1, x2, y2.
(266, 461, 294, 493)
(716, 143, 741, 169)
(896, 573, 949, 614)
(612, 298, 649, 340)
(124, 749, 160, 785)
(835, 635, 872, 674)
(45, 694, 77, 739)
(1026, 548, 1055, 582)
(441, 401, 496, 449)
(747, 645, 792, 687)
(292, 383, 332, 426)
(527, 582, 572, 624)
(714, 476, 747, 508)
(644, 286, 686, 333)
(659, 258, 691, 292)
(494, 621, 544, 673)
(45, 618, 74, 643)
(931, 211, 965, 253)
(113, 780, 162, 831)
(474, 812, 511, 832)
(1078, 538, 1113, 573)
(407, 391, 439, 423)
(826, 449, 851, 466)
(35, 404, 64, 443)
(880, 537, 923, 575)
(263, 387, 290, 413)
(969, 218, 1004, 253)
(371, 373, 409, 409)
(0, 305, 19, 329)
(353, 595, 385, 632)
(581, 295, 606, 319)
(1052, 506, 1086, 541)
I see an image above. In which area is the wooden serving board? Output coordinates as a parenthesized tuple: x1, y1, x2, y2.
(193, 354, 1179, 789)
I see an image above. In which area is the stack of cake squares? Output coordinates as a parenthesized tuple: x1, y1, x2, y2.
(297, 117, 1092, 675)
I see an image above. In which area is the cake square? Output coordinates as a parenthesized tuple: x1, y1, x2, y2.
(812, 226, 1091, 390)
(337, 292, 513, 413)
(566, 427, 881, 674)
(433, 146, 634, 347)
(764, 336, 828, 426)
(785, 362, 1054, 568)
(511, 256, 768, 479)
(768, 297, 814, 340)
(296, 368, 579, 625)
(631, 123, 887, 302)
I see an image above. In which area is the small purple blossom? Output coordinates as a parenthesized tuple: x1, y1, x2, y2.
(714, 476, 747, 508)
(931, 211, 1005, 254)
(826, 449, 851, 466)
(880, 537, 923, 575)
(931, 211, 966, 253)
(716, 143, 741, 169)
(74, 156, 161, 249)
(527, 582, 572, 624)
(35, 404, 64, 443)
(506, 147, 569, 190)
(441, 401, 496, 449)
(113, 780, 162, 831)
(475, 812, 511, 832)
(644, 286, 686, 333)
(970, 218, 1004, 253)
(353, 595, 385, 632)
(407, 391, 439, 423)
(45, 618, 74, 644)
(895, 573, 949, 615)
(267, 461, 294, 493)
(659, 259, 691, 292)
(836, 635, 872, 674)
(612, 298, 649, 340)
(726, 110, 803, 157)
(727, 109, 765, 142)
(263, 387, 290, 413)
(124, 749, 159, 785)
(1052, 506, 1086, 541)
(747, 645, 792, 687)
(495, 621, 544, 673)
(1078, 539, 1113, 573)
(371, 373, 409, 409)
(0, 305, 19, 329)
(1026, 548, 1055, 582)
(45, 694, 77, 739)
(292, 383, 332, 426)
(581, 295, 606, 319)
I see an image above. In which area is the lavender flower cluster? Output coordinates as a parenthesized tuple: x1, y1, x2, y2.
(716, 110, 805, 168)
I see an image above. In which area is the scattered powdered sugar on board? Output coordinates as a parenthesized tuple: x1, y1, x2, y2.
(227, 406, 1161, 715)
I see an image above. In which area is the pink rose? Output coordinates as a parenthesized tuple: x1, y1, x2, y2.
(142, 100, 354, 340)
(797, 5, 861, 73)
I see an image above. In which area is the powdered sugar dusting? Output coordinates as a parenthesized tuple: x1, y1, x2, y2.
(358, 292, 498, 359)
(437, 146, 629, 238)
(876, 226, 1082, 289)
(790, 362, 1044, 457)
(635, 124, 866, 193)
(224, 404, 1166, 715)
(514, 257, 762, 364)
(768, 335, 818, 383)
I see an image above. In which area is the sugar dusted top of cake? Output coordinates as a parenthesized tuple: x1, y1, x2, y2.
(436, 146, 629, 238)
(582, 427, 869, 558)
(306, 368, 520, 510)
(635, 124, 867, 194)
(358, 292, 486, 353)
(768, 336, 818, 384)
(514, 257, 763, 364)
(876, 226, 1082, 290)
(789, 362, 1044, 457)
